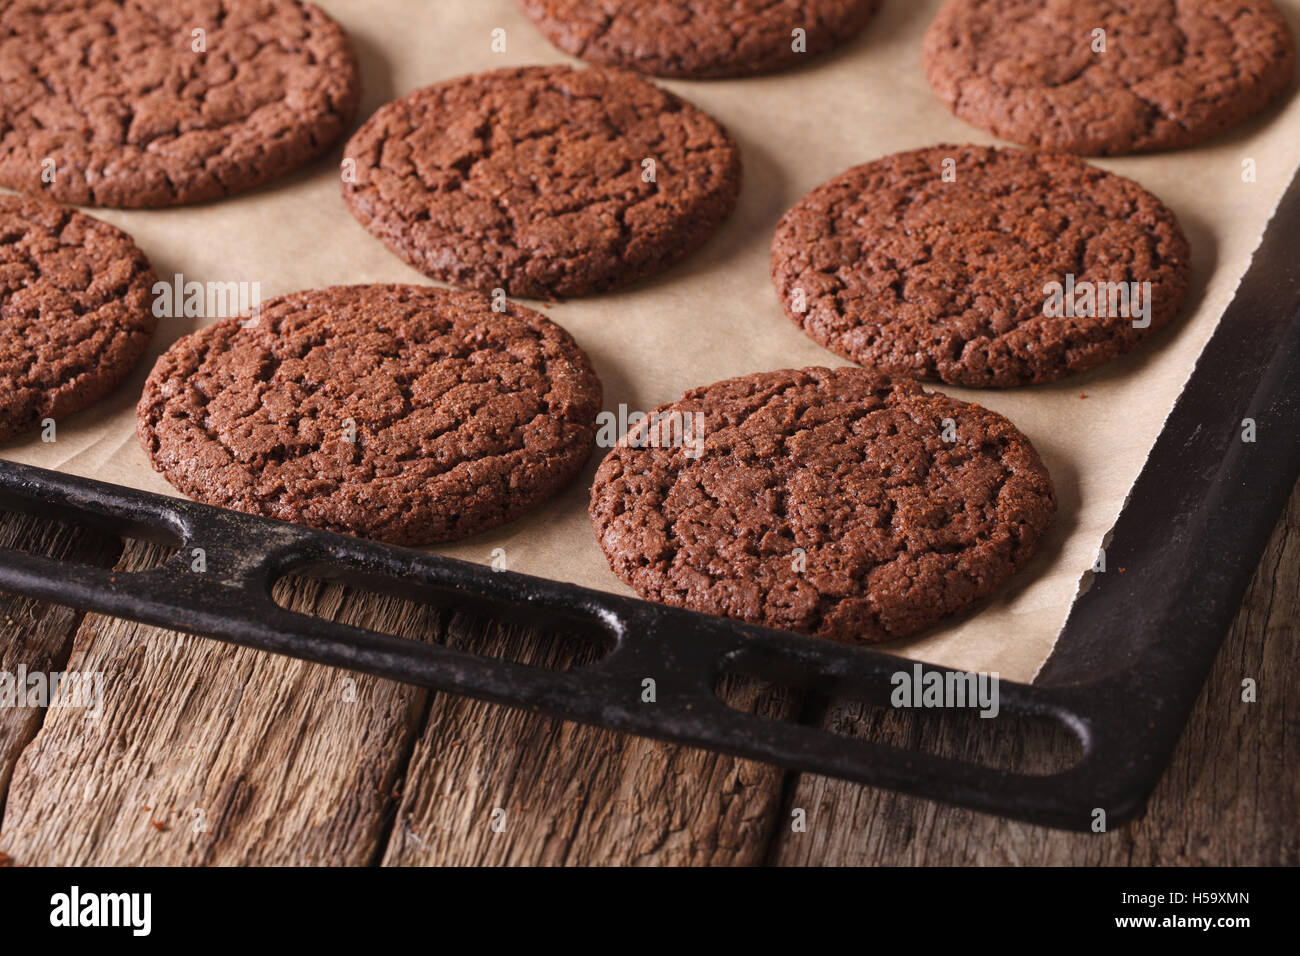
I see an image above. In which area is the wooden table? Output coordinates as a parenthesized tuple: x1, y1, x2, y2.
(0, 481, 1294, 866)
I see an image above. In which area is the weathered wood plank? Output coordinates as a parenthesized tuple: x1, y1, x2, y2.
(1, 477, 1292, 865)
(768, 480, 1300, 865)
(0, 552, 436, 865)
(0, 541, 798, 866)
(379, 622, 800, 866)
(0, 512, 120, 813)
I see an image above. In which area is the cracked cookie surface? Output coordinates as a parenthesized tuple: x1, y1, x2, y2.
(770, 144, 1190, 387)
(0, 0, 360, 207)
(589, 367, 1055, 643)
(341, 65, 742, 299)
(517, 0, 881, 79)
(923, 0, 1295, 154)
(138, 284, 603, 545)
(0, 193, 157, 441)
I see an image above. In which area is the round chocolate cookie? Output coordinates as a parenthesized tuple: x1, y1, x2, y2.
(0, 193, 158, 442)
(137, 285, 603, 545)
(0, 0, 360, 207)
(923, 0, 1295, 154)
(590, 367, 1056, 644)
(771, 144, 1191, 387)
(341, 66, 741, 299)
(517, 0, 881, 79)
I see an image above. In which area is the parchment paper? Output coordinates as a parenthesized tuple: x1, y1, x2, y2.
(4, 0, 1298, 683)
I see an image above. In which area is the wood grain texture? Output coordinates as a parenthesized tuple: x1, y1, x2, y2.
(0, 480, 1293, 865)
(768, 480, 1300, 865)
(0, 513, 119, 811)
(381, 646, 798, 866)
(0, 553, 434, 866)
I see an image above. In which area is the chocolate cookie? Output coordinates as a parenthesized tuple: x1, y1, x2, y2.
(342, 66, 741, 299)
(771, 144, 1191, 387)
(517, 0, 881, 79)
(0, 193, 157, 442)
(137, 285, 603, 545)
(923, 0, 1295, 154)
(0, 0, 360, 207)
(590, 367, 1056, 643)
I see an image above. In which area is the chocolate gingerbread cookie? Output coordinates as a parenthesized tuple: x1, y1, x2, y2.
(590, 367, 1056, 643)
(0, 193, 158, 442)
(138, 285, 603, 545)
(517, 0, 881, 79)
(923, 0, 1295, 154)
(771, 144, 1190, 387)
(0, 0, 360, 207)
(341, 66, 741, 299)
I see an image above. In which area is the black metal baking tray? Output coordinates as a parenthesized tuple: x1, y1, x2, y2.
(1, 170, 1297, 833)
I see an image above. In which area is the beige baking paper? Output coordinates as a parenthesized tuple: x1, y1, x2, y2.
(3, 0, 1298, 683)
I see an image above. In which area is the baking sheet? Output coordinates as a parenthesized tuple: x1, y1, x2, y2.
(3, 0, 1298, 683)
